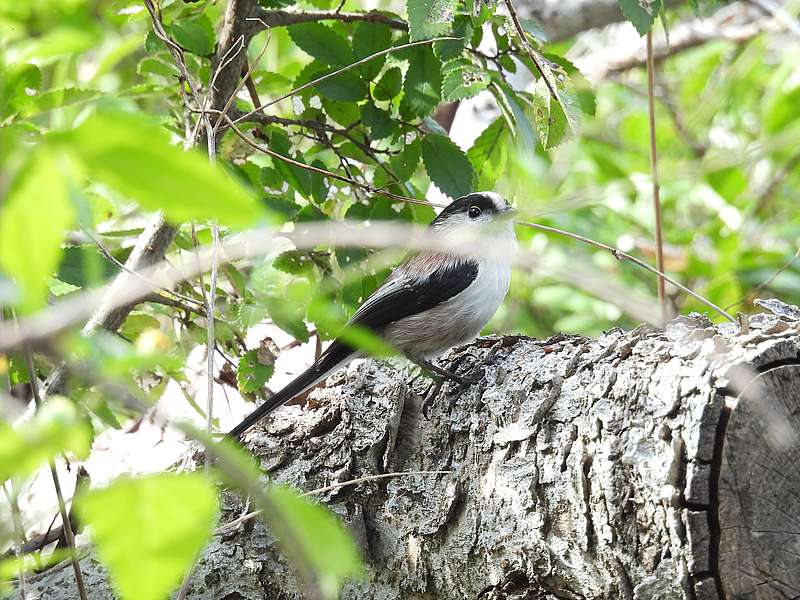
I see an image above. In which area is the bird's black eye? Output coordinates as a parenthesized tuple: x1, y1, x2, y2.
(468, 206, 482, 219)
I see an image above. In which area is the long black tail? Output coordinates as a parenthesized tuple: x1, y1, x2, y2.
(226, 341, 355, 440)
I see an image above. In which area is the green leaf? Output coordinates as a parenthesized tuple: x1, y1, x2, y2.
(299, 62, 368, 102)
(763, 84, 800, 135)
(360, 104, 395, 139)
(321, 98, 360, 126)
(169, 14, 215, 56)
(66, 111, 265, 228)
(0, 148, 74, 312)
(532, 79, 569, 149)
(400, 46, 442, 118)
(288, 23, 354, 66)
(353, 22, 392, 79)
(0, 63, 41, 118)
(421, 133, 474, 199)
(389, 137, 422, 180)
(0, 397, 92, 482)
(433, 16, 469, 61)
(497, 85, 537, 154)
(467, 117, 508, 189)
(373, 66, 402, 101)
(236, 349, 275, 394)
(618, 0, 662, 36)
(18, 87, 100, 116)
(441, 59, 489, 101)
(407, 0, 456, 41)
(57, 245, 120, 288)
(77, 473, 218, 600)
(269, 485, 362, 597)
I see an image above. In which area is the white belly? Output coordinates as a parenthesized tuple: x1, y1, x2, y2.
(384, 259, 512, 360)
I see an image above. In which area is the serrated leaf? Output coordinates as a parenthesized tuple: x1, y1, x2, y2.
(237, 349, 274, 393)
(400, 46, 442, 118)
(433, 16, 469, 61)
(269, 485, 362, 597)
(0, 148, 74, 312)
(353, 22, 392, 79)
(373, 67, 402, 101)
(421, 133, 474, 198)
(407, 0, 457, 41)
(77, 473, 218, 600)
(288, 23, 354, 66)
(467, 117, 508, 189)
(618, 0, 662, 36)
(441, 60, 489, 101)
(169, 14, 215, 56)
(66, 111, 265, 228)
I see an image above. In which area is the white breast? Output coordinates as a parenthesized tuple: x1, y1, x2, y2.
(384, 229, 516, 360)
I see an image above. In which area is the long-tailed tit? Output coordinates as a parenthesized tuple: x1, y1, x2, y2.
(227, 192, 517, 439)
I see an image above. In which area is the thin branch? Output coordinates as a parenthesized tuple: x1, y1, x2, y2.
(747, 0, 800, 39)
(725, 246, 800, 311)
(248, 7, 406, 33)
(515, 220, 734, 322)
(646, 30, 667, 320)
(213, 470, 452, 537)
(205, 225, 219, 470)
(233, 37, 457, 126)
(3, 483, 28, 599)
(22, 347, 88, 600)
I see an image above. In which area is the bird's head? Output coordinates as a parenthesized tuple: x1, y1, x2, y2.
(430, 192, 517, 235)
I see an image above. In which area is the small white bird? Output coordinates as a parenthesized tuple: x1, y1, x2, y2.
(228, 192, 517, 439)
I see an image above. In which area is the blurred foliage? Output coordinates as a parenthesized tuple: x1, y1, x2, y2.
(1, 0, 799, 596)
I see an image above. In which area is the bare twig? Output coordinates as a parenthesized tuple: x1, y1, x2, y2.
(22, 347, 88, 600)
(205, 225, 219, 470)
(725, 246, 800, 311)
(213, 470, 452, 537)
(516, 220, 734, 322)
(233, 37, 457, 125)
(3, 483, 28, 599)
(747, 0, 800, 38)
(646, 30, 667, 320)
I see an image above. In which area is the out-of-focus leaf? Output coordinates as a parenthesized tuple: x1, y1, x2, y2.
(288, 23, 354, 66)
(400, 46, 442, 118)
(407, 0, 456, 41)
(77, 473, 218, 600)
(0, 148, 74, 312)
(236, 349, 275, 394)
(422, 133, 474, 198)
(66, 111, 265, 228)
(763, 84, 800, 135)
(269, 485, 362, 597)
(57, 245, 120, 288)
(0, 397, 92, 482)
(441, 59, 489, 101)
(169, 14, 215, 56)
(353, 22, 392, 79)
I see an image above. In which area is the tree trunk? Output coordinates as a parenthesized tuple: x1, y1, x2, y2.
(20, 305, 800, 599)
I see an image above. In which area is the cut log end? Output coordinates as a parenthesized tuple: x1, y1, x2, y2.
(718, 363, 800, 599)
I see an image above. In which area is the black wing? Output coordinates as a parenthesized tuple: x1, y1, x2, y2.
(226, 257, 478, 440)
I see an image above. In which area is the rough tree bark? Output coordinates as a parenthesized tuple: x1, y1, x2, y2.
(22, 303, 800, 599)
